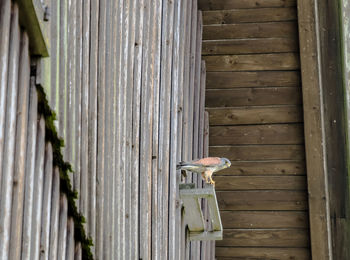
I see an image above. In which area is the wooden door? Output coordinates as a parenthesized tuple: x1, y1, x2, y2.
(200, 0, 311, 259)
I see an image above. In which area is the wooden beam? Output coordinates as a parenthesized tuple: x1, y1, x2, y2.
(297, 0, 332, 259)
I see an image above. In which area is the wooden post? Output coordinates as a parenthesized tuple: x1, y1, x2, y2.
(49, 167, 60, 260)
(297, 0, 332, 259)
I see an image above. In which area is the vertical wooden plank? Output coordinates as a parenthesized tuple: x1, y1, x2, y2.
(0, 5, 20, 257)
(57, 195, 68, 260)
(58, 0, 68, 138)
(131, 1, 144, 259)
(139, 0, 154, 257)
(88, 0, 99, 250)
(297, 1, 332, 259)
(74, 242, 82, 260)
(117, 0, 126, 257)
(30, 117, 46, 260)
(95, 0, 106, 257)
(109, 0, 119, 259)
(199, 61, 207, 260)
(9, 31, 30, 260)
(114, 0, 123, 257)
(123, 0, 137, 258)
(169, 0, 184, 259)
(80, 0, 90, 221)
(151, 0, 162, 258)
(74, 0, 83, 211)
(66, 218, 75, 260)
(103, 0, 113, 258)
(182, 0, 192, 168)
(0, 0, 11, 187)
(49, 167, 60, 260)
(50, 0, 60, 110)
(21, 80, 38, 260)
(158, 0, 175, 258)
(39, 143, 53, 260)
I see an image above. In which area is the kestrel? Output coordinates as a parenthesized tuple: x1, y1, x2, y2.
(176, 157, 231, 186)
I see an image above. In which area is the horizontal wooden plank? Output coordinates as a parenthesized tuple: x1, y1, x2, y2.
(198, 0, 297, 10)
(206, 71, 301, 89)
(204, 53, 300, 71)
(209, 145, 305, 161)
(202, 38, 298, 55)
(217, 229, 309, 247)
(203, 8, 297, 25)
(220, 211, 309, 228)
(216, 160, 306, 176)
(203, 22, 298, 40)
(217, 191, 308, 210)
(206, 87, 302, 107)
(216, 247, 310, 259)
(215, 176, 307, 190)
(209, 124, 304, 145)
(207, 106, 303, 125)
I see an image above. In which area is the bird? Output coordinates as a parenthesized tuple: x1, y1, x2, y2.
(176, 157, 231, 186)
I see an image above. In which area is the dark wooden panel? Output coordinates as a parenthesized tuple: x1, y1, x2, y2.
(203, 22, 298, 40)
(206, 87, 302, 107)
(203, 8, 297, 25)
(202, 38, 298, 55)
(216, 160, 306, 176)
(209, 145, 305, 161)
(198, 0, 297, 10)
(216, 247, 310, 259)
(221, 211, 309, 228)
(217, 191, 308, 210)
(204, 53, 300, 71)
(210, 124, 304, 145)
(206, 71, 301, 89)
(217, 229, 309, 247)
(215, 176, 307, 190)
(207, 106, 303, 125)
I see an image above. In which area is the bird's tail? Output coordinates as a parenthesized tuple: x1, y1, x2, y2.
(176, 161, 186, 170)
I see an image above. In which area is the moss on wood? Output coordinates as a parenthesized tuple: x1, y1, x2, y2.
(36, 85, 94, 260)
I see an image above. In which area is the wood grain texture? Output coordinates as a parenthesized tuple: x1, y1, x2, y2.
(21, 80, 38, 260)
(204, 53, 300, 71)
(39, 143, 53, 260)
(209, 124, 304, 145)
(210, 145, 305, 161)
(9, 31, 30, 260)
(220, 211, 309, 228)
(207, 106, 303, 125)
(0, 5, 20, 258)
(203, 22, 298, 40)
(203, 7, 297, 25)
(217, 191, 308, 210)
(206, 71, 300, 89)
(206, 87, 302, 107)
(216, 160, 306, 176)
(0, 0, 11, 189)
(216, 247, 310, 259)
(57, 195, 68, 260)
(49, 167, 60, 260)
(217, 229, 310, 247)
(202, 38, 298, 55)
(215, 176, 307, 190)
(297, 1, 332, 259)
(198, 0, 296, 10)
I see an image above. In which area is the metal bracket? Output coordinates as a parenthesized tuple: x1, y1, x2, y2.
(179, 184, 223, 241)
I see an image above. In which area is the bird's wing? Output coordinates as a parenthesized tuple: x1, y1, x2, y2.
(191, 157, 222, 166)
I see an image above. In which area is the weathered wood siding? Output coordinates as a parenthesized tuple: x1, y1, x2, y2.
(0, 0, 211, 259)
(200, 0, 312, 259)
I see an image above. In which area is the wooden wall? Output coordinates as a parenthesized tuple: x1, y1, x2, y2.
(199, 0, 311, 259)
(0, 0, 213, 259)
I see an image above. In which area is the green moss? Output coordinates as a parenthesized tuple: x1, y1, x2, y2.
(36, 85, 94, 260)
